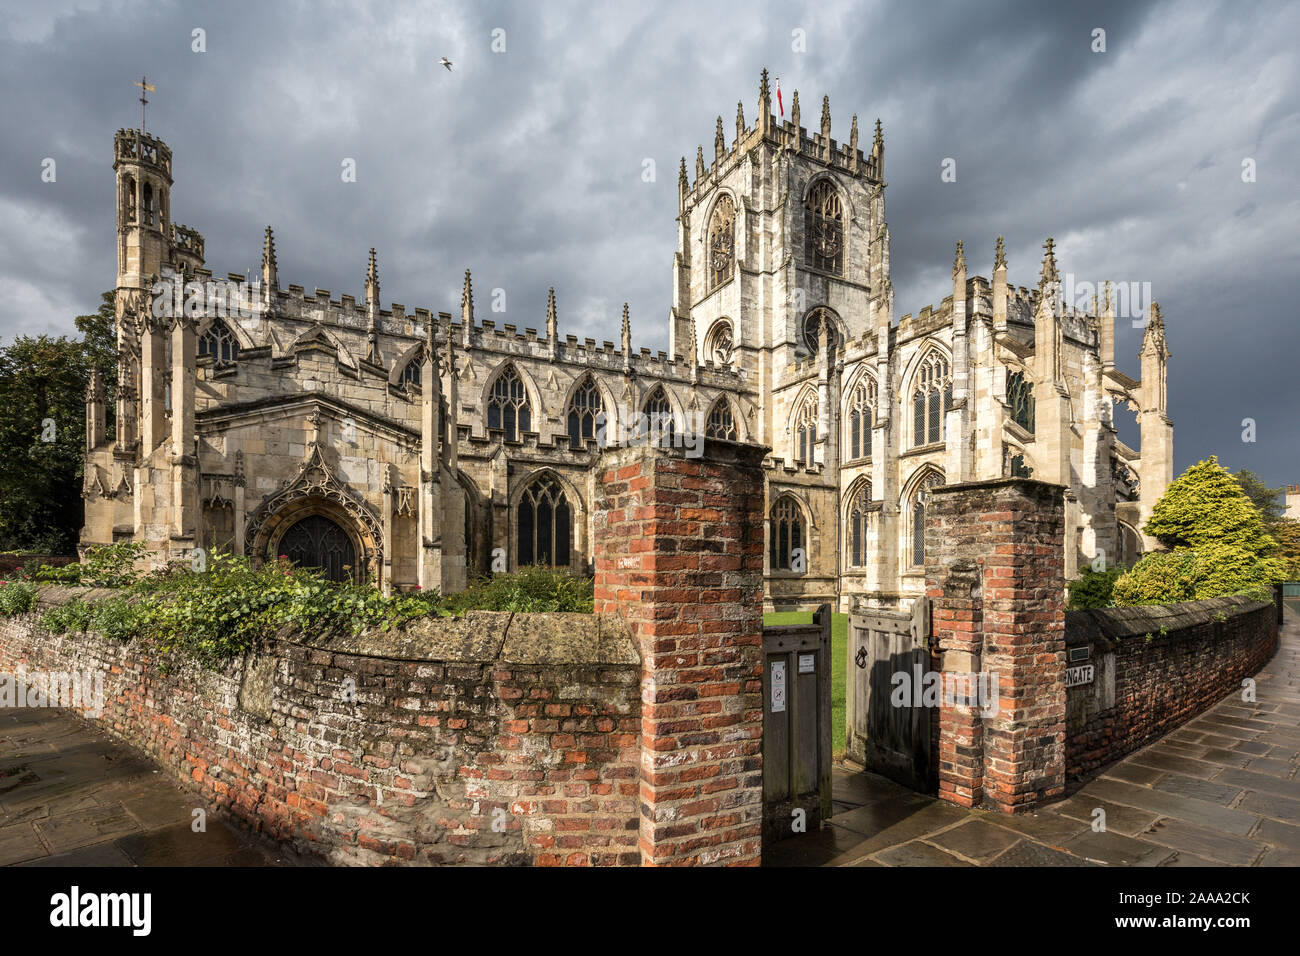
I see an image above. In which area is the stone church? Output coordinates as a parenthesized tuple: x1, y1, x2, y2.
(81, 70, 1173, 611)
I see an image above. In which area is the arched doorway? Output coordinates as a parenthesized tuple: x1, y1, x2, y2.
(279, 514, 357, 582)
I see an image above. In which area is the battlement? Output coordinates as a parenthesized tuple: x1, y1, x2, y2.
(683, 72, 882, 207)
(114, 128, 172, 179)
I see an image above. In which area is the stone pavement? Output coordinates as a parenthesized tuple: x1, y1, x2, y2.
(0, 707, 312, 867)
(766, 604, 1300, 867)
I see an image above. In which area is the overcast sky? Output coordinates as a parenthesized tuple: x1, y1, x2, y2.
(1, 0, 1296, 488)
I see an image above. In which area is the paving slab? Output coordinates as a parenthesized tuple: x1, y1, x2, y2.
(875, 840, 974, 867)
(1138, 818, 1268, 866)
(1151, 773, 1245, 806)
(925, 819, 1021, 863)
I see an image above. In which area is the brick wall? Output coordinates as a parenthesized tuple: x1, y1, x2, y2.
(1064, 595, 1278, 778)
(0, 595, 641, 865)
(925, 478, 1067, 812)
(593, 439, 766, 865)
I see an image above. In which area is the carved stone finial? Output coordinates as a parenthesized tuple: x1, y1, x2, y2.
(994, 235, 1007, 270)
(736, 100, 745, 143)
(461, 268, 474, 324)
(849, 114, 859, 153)
(715, 116, 725, 161)
(678, 155, 688, 191)
(1039, 237, 1059, 287)
(791, 90, 801, 131)
(820, 95, 831, 140)
(873, 118, 883, 153)
(695, 145, 705, 181)
(953, 240, 966, 277)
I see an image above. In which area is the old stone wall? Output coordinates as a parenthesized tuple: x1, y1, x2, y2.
(1064, 595, 1278, 779)
(0, 591, 641, 866)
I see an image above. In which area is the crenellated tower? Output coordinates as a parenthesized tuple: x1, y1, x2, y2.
(671, 70, 890, 450)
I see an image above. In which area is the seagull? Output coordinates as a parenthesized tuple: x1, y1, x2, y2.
(439, 57, 452, 71)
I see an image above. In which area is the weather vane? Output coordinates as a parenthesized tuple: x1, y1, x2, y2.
(134, 75, 155, 133)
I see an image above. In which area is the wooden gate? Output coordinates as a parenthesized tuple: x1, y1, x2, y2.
(761, 604, 832, 845)
(846, 597, 935, 792)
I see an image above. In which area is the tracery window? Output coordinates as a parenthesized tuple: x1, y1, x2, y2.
(911, 351, 952, 447)
(704, 397, 737, 440)
(517, 474, 571, 568)
(198, 318, 240, 365)
(802, 308, 839, 356)
(909, 470, 945, 568)
(847, 481, 872, 568)
(1007, 369, 1035, 433)
(487, 364, 531, 441)
(793, 391, 818, 463)
(642, 385, 675, 446)
(805, 180, 843, 274)
(704, 319, 734, 368)
(846, 374, 876, 460)
(708, 195, 736, 290)
(769, 497, 806, 573)
(567, 376, 603, 448)
(401, 354, 423, 391)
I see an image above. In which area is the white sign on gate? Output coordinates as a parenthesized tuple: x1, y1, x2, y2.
(1065, 663, 1095, 688)
(771, 661, 787, 712)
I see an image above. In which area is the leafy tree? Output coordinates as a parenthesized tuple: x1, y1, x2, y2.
(1233, 468, 1285, 525)
(1144, 456, 1275, 555)
(1113, 456, 1286, 606)
(0, 290, 117, 554)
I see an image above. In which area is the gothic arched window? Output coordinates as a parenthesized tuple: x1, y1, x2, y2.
(769, 496, 806, 573)
(1007, 369, 1035, 433)
(642, 385, 675, 446)
(793, 391, 818, 463)
(401, 354, 424, 391)
(908, 470, 945, 568)
(911, 350, 952, 447)
(198, 318, 240, 366)
(487, 364, 531, 441)
(708, 195, 736, 291)
(847, 481, 872, 568)
(805, 180, 843, 274)
(567, 376, 603, 448)
(704, 319, 734, 368)
(705, 397, 737, 440)
(846, 373, 876, 460)
(142, 182, 155, 227)
(517, 474, 572, 568)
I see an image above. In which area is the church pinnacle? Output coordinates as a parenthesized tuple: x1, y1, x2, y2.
(994, 235, 1007, 271)
(261, 226, 277, 290)
(1038, 237, 1059, 287)
(461, 269, 474, 325)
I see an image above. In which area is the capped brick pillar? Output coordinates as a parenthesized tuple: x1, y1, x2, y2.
(593, 439, 767, 865)
(926, 478, 1066, 813)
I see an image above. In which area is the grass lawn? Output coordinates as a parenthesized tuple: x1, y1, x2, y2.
(762, 611, 849, 756)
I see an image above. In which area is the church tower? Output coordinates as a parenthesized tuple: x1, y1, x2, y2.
(671, 70, 889, 451)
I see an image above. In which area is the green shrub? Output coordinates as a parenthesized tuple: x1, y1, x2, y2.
(1112, 542, 1284, 607)
(41, 598, 97, 634)
(1067, 563, 1126, 610)
(1145, 456, 1275, 555)
(35, 541, 148, 588)
(0, 580, 37, 616)
(8, 552, 594, 667)
(438, 565, 595, 614)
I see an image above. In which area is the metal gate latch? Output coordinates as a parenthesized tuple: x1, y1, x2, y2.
(855, 646, 868, 669)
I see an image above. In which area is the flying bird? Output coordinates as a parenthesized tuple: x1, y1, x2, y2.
(439, 57, 452, 71)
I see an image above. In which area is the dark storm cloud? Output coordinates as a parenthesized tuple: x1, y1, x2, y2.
(1, 0, 1296, 486)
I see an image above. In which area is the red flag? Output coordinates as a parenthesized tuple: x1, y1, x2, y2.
(775, 75, 784, 118)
